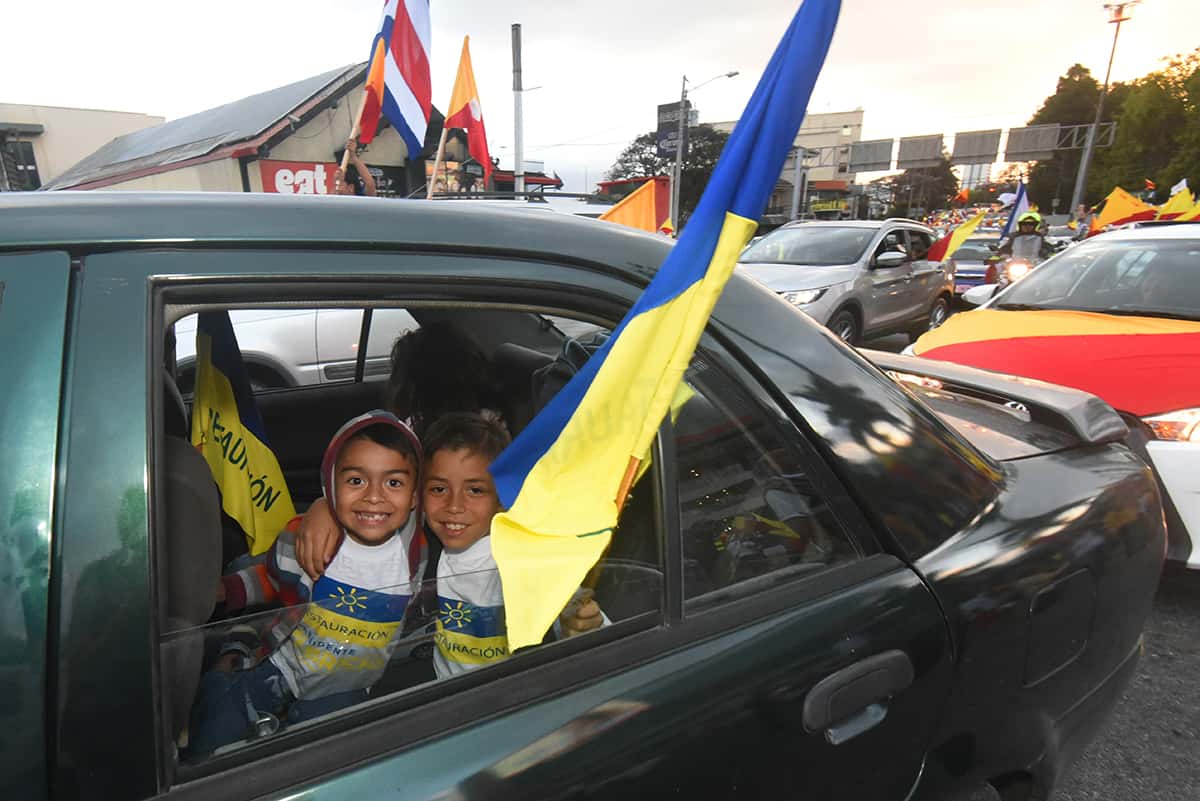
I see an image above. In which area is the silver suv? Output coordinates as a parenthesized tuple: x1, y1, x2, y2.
(737, 219, 954, 345)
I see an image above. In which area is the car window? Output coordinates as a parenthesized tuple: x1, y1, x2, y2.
(908, 230, 933, 259)
(673, 351, 863, 607)
(739, 226, 876, 266)
(173, 307, 418, 396)
(953, 242, 994, 261)
(999, 239, 1200, 318)
(873, 230, 908, 260)
(158, 299, 664, 775)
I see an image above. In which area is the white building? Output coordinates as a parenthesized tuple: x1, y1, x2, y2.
(0, 103, 164, 189)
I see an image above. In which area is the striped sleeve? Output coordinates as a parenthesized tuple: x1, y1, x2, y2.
(221, 529, 311, 610)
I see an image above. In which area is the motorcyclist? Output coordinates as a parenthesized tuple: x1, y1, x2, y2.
(997, 211, 1054, 263)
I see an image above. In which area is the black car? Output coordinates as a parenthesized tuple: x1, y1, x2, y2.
(0, 192, 1164, 801)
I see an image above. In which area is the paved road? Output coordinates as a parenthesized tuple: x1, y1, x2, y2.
(1055, 565, 1200, 800)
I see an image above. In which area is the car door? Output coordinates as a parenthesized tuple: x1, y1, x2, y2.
(866, 228, 915, 332)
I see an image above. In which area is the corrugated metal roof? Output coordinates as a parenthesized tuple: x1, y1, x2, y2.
(42, 64, 362, 190)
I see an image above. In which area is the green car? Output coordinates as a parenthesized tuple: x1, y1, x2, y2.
(1, 192, 1164, 801)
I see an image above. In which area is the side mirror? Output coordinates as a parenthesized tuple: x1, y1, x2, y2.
(874, 251, 907, 269)
(962, 284, 998, 307)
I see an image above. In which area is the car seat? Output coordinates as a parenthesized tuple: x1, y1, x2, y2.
(158, 369, 223, 749)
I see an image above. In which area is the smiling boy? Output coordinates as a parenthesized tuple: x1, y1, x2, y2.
(187, 410, 425, 758)
(422, 413, 604, 678)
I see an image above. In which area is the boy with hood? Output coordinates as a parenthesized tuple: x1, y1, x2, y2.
(187, 410, 423, 758)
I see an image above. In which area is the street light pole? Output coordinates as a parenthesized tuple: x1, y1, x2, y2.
(670, 74, 687, 230)
(1069, 1, 1138, 215)
(669, 70, 738, 233)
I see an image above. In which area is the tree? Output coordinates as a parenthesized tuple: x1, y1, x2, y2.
(1093, 50, 1200, 202)
(1024, 64, 1130, 212)
(604, 125, 730, 227)
(877, 156, 959, 217)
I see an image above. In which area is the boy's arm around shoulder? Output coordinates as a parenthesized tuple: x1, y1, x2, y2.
(221, 523, 313, 612)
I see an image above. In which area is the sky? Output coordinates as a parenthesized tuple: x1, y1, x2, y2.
(6, 0, 1200, 191)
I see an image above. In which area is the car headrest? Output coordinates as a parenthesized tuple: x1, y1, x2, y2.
(162, 367, 189, 438)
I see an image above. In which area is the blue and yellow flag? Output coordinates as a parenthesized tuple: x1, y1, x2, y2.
(190, 312, 296, 555)
(489, 0, 843, 649)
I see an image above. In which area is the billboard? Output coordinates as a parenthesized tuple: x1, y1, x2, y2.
(1005, 125, 1059, 161)
(950, 130, 1001, 165)
(260, 160, 335, 194)
(848, 139, 893, 172)
(897, 135, 944, 169)
(656, 100, 694, 158)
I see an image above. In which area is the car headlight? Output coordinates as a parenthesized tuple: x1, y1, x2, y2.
(1142, 408, 1200, 442)
(1006, 261, 1032, 282)
(781, 288, 827, 306)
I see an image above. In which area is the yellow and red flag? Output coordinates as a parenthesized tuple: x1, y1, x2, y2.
(1088, 186, 1156, 235)
(598, 177, 671, 234)
(926, 210, 987, 262)
(912, 309, 1200, 416)
(445, 36, 492, 184)
(1157, 187, 1196, 220)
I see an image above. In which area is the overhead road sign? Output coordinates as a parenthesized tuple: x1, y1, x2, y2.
(897, 135, 944, 169)
(849, 138, 893, 172)
(951, 130, 1001, 165)
(1005, 125, 1059, 161)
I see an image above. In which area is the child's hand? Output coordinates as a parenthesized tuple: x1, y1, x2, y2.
(558, 589, 603, 638)
(296, 498, 342, 580)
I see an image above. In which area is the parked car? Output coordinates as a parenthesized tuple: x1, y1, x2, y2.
(737, 219, 955, 345)
(946, 234, 1000, 296)
(1, 191, 1164, 801)
(911, 224, 1199, 568)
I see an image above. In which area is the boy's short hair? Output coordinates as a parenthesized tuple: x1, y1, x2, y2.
(423, 412, 511, 463)
(346, 422, 420, 467)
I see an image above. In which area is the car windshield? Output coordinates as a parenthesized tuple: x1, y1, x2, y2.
(953, 240, 996, 261)
(996, 238, 1200, 321)
(739, 226, 875, 266)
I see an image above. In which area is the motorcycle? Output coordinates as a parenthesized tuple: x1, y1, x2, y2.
(984, 256, 1034, 289)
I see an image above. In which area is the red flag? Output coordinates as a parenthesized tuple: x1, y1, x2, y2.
(444, 37, 492, 184)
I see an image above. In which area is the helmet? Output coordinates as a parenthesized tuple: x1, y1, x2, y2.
(1017, 211, 1042, 225)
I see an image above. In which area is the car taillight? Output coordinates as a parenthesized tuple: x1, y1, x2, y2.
(1142, 408, 1200, 442)
(984, 264, 997, 283)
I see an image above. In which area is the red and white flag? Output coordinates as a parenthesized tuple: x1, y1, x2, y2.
(360, 0, 432, 159)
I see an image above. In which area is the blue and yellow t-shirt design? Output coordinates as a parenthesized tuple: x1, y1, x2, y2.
(435, 595, 508, 668)
(276, 575, 411, 697)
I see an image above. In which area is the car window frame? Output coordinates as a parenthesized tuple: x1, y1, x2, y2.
(56, 244, 902, 801)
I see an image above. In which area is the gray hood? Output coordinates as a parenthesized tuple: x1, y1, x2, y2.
(736, 262, 858, 292)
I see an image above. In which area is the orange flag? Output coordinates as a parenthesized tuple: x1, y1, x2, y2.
(598, 177, 671, 234)
(445, 37, 492, 184)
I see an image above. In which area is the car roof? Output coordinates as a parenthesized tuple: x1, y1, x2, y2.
(1089, 222, 1200, 242)
(778, 218, 931, 231)
(0, 191, 671, 281)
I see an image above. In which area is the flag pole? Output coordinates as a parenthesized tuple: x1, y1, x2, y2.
(614, 455, 641, 512)
(426, 127, 449, 199)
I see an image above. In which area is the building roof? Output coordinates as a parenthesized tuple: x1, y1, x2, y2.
(42, 65, 364, 190)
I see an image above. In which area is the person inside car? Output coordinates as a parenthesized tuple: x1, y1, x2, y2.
(291, 325, 604, 644)
(187, 411, 424, 759)
(997, 211, 1054, 263)
(421, 412, 604, 677)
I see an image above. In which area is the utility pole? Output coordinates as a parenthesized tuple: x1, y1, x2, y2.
(670, 75, 687, 230)
(512, 24, 525, 195)
(1070, 1, 1138, 214)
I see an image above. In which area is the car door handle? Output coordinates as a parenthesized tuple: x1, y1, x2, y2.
(802, 649, 914, 743)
